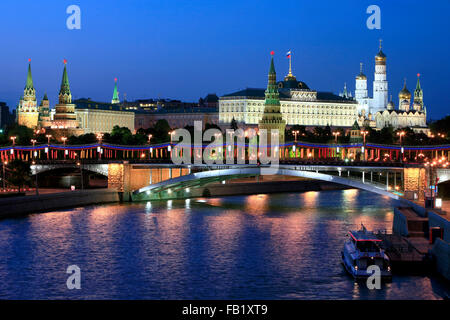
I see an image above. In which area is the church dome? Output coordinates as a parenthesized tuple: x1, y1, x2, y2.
(399, 82, 411, 99)
(356, 72, 366, 80)
(387, 100, 394, 110)
(375, 49, 386, 62)
(278, 79, 309, 90)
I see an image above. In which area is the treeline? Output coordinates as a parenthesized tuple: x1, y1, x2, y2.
(1, 117, 449, 146)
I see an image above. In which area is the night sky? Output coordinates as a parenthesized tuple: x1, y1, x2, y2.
(0, 0, 449, 119)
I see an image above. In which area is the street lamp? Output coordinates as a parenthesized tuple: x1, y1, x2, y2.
(2, 161, 7, 191)
(96, 133, 104, 160)
(148, 134, 153, 144)
(10, 136, 16, 146)
(360, 130, 368, 161)
(292, 130, 299, 142)
(397, 131, 405, 144)
(31, 139, 37, 159)
(397, 131, 405, 162)
(332, 131, 340, 143)
(61, 137, 67, 159)
(45, 134, 52, 144)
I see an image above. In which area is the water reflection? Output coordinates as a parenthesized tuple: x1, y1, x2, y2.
(0, 189, 447, 299)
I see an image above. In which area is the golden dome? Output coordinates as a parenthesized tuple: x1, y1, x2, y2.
(375, 40, 387, 62)
(356, 73, 367, 80)
(356, 62, 366, 80)
(399, 80, 411, 99)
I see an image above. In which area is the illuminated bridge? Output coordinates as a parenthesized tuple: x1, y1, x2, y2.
(1, 141, 449, 201)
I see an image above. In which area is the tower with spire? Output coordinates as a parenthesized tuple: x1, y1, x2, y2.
(52, 60, 79, 129)
(38, 93, 51, 125)
(112, 78, 120, 104)
(413, 73, 423, 111)
(17, 59, 39, 128)
(258, 52, 286, 146)
(354, 62, 370, 116)
(372, 39, 388, 113)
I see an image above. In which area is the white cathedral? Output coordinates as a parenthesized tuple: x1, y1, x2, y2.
(219, 42, 429, 134)
(351, 41, 428, 134)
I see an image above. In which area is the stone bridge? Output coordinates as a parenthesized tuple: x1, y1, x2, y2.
(29, 161, 440, 202)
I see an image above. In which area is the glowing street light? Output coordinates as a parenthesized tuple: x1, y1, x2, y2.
(148, 134, 153, 144)
(360, 130, 369, 144)
(45, 134, 52, 145)
(332, 131, 340, 143)
(10, 136, 16, 146)
(397, 131, 405, 145)
(96, 133, 104, 143)
(292, 130, 300, 142)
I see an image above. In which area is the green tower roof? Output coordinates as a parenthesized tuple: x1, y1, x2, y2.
(59, 62, 71, 96)
(269, 56, 276, 75)
(351, 120, 360, 130)
(416, 75, 421, 91)
(25, 63, 34, 90)
(112, 78, 119, 103)
(43, 92, 48, 100)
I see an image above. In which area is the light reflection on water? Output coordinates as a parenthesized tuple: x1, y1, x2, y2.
(0, 189, 448, 299)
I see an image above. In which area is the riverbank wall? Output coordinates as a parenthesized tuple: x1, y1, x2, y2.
(0, 189, 119, 219)
(393, 202, 450, 281)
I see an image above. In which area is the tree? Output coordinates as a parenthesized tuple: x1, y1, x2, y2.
(7, 160, 31, 193)
(5, 124, 34, 145)
(230, 117, 238, 131)
(153, 119, 171, 143)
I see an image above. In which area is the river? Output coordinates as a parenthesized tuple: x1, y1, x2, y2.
(0, 189, 448, 299)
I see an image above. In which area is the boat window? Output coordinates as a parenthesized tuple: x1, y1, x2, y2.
(356, 241, 379, 252)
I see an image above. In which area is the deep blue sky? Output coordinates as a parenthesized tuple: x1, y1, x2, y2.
(0, 0, 449, 119)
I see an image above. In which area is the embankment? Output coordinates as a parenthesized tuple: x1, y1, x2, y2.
(0, 189, 119, 219)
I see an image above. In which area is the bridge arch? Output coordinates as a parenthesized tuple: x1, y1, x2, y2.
(31, 164, 109, 177)
(133, 167, 399, 201)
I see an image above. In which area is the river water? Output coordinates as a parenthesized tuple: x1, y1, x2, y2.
(0, 189, 448, 299)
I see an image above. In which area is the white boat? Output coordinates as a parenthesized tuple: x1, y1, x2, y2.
(341, 225, 392, 281)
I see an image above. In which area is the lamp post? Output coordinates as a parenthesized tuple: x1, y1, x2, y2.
(31, 139, 37, 161)
(45, 134, 52, 160)
(332, 131, 340, 143)
(397, 131, 405, 163)
(96, 133, 104, 160)
(148, 134, 153, 144)
(77, 154, 84, 190)
(292, 130, 299, 142)
(2, 161, 7, 191)
(61, 137, 67, 159)
(360, 130, 368, 161)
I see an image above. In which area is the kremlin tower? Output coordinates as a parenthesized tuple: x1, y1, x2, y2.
(38, 93, 51, 125)
(258, 52, 286, 146)
(111, 78, 120, 104)
(52, 60, 79, 130)
(17, 60, 39, 128)
(413, 74, 424, 111)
